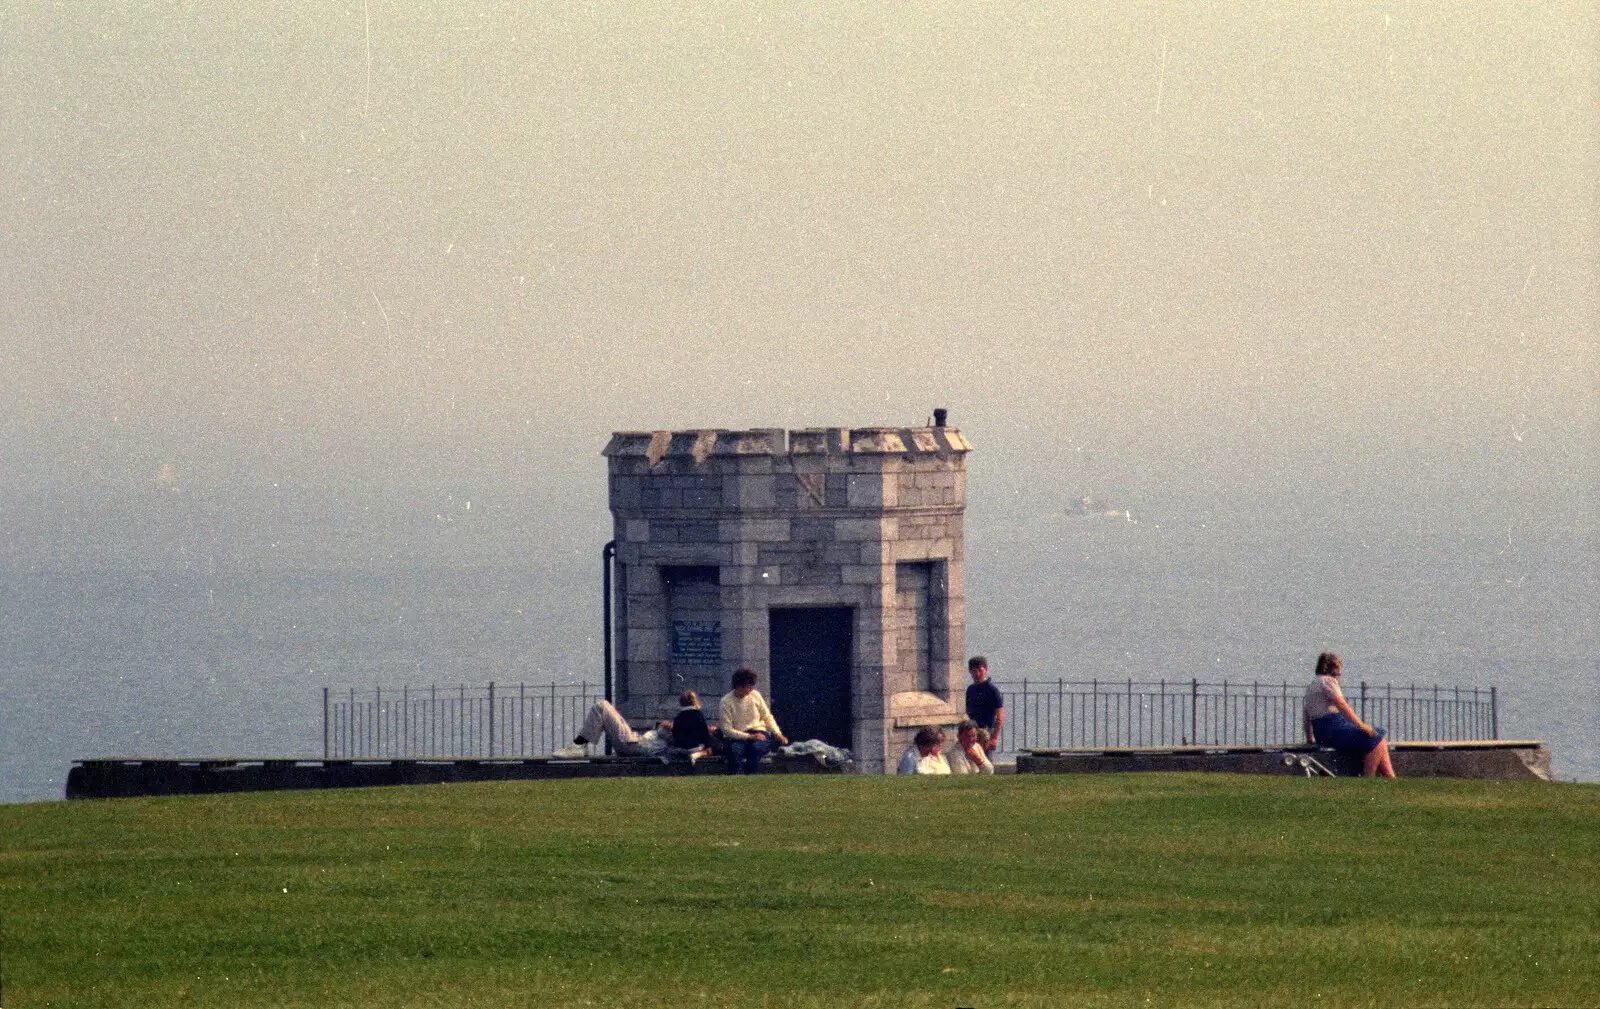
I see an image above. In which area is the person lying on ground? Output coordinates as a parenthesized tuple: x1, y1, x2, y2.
(558, 698, 658, 757)
(897, 727, 951, 775)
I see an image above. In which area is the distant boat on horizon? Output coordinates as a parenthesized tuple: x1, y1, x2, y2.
(1067, 493, 1136, 523)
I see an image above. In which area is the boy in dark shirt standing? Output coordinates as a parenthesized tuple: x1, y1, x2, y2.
(965, 655, 1005, 754)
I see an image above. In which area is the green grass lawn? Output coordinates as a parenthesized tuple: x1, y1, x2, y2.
(2, 774, 1596, 1008)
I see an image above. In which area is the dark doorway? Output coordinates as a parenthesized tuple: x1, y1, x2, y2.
(768, 607, 853, 749)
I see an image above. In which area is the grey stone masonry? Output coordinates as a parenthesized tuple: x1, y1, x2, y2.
(603, 425, 972, 774)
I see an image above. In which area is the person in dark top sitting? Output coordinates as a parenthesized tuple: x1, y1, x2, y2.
(666, 690, 716, 761)
(964, 655, 1005, 754)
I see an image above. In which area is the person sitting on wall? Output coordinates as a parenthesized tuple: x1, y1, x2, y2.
(897, 727, 952, 775)
(1302, 651, 1397, 778)
(719, 668, 788, 774)
(965, 655, 1005, 754)
(666, 690, 717, 762)
(946, 720, 995, 775)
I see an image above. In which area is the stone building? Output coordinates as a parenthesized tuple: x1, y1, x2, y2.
(602, 421, 972, 773)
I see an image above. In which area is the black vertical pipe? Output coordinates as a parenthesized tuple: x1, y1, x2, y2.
(602, 541, 617, 704)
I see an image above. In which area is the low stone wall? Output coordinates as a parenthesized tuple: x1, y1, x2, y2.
(66, 753, 849, 800)
(1017, 741, 1550, 780)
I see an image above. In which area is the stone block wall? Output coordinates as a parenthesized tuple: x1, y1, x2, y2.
(603, 425, 972, 773)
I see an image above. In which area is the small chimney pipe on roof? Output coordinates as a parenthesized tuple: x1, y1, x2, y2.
(933, 407, 948, 428)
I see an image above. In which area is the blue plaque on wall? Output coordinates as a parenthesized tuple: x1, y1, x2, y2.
(671, 620, 722, 665)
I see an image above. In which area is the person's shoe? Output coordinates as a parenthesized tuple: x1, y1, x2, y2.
(551, 744, 587, 759)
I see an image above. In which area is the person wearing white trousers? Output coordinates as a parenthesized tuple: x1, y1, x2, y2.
(556, 699, 651, 757)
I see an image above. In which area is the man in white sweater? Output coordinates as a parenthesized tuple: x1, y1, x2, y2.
(719, 667, 788, 774)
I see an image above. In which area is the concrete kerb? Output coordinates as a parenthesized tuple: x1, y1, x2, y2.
(1018, 741, 1552, 779)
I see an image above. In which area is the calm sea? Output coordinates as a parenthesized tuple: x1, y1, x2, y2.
(2, 514, 1594, 802)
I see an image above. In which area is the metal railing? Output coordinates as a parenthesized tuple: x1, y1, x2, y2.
(323, 683, 601, 759)
(322, 678, 1499, 759)
(995, 679, 1498, 752)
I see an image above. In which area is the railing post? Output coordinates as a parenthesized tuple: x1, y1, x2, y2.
(1091, 678, 1099, 746)
(1410, 682, 1417, 741)
(1490, 685, 1498, 740)
(1190, 678, 1198, 746)
(1126, 677, 1133, 748)
(1055, 677, 1064, 750)
(1220, 680, 1228, 746)
(1022, 678, 1030, 750)
(1160, 679, 1166, 746)
(1359, 681, 1367, 724)
(1283, 681, 1291, 746)
(488, 681, 496, 758)
(322, 687, 329, 759)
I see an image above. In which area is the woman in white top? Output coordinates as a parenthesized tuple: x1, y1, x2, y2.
(897, 727, 951, 774)
(1302, 652, 1396, 777)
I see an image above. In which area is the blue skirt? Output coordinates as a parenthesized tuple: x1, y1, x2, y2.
(1311, 713, 1385, 755)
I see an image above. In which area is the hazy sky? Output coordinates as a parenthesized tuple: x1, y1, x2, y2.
(2, 1, 1594, 569)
